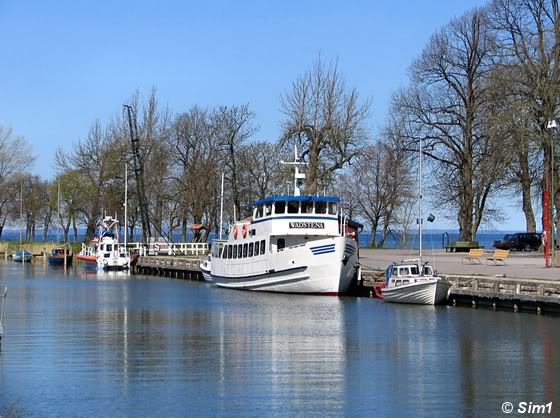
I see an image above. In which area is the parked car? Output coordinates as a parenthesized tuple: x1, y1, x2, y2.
(493, 233, 542, 251)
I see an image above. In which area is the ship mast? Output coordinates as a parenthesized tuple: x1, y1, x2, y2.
(281, 146, 307, 196)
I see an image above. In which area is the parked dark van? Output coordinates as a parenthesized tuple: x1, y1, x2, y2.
(493, 233, 542, 251)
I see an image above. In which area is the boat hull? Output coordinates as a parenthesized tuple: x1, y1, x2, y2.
(211, 237, 358, 295)
(47, 256, 73, 265)
(77, 254, 129, 270)
(13, 252, 32, 263)
(381, 279, 451, 305)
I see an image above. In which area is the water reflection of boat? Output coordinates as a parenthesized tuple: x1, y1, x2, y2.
(48, 247, 73, 266)
(13, 250, 32, 263)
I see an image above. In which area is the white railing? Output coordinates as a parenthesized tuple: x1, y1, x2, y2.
(127, 242, 209, 257)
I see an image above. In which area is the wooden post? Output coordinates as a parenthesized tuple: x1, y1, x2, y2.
(43, 247, 47, 263)
(63, 247, 67, 271)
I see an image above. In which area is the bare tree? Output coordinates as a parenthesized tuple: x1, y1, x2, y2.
(280, 57, 371, 194)
(55, 120, 119, 238)
(214, 104, 258, 219)
(393, 9, 506, 240)
(0, 126, 35, 178)
(343, 141, 415, 247)
(489, 0, 560, 235)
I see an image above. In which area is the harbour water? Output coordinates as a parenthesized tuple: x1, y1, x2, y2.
(0, 261, 558, 416)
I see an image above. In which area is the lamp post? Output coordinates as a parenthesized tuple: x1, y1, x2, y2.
(546, 120, 556, 267)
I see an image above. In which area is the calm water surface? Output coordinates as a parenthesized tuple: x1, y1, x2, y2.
(0, 261, 558, 417)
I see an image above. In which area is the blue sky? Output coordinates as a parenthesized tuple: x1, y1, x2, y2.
(0, 0, 527, 230)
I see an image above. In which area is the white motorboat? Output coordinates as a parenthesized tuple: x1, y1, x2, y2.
(12, 250, 32, 263)
(381, 260, 451, 305)
(381, 137, 451, 305)
(77, 216, 130, 271)
(208, 150, 362, 295)
(200, 257, 212, 282)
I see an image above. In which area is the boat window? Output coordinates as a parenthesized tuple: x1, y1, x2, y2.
(243, 243, 248, 258)
(395, 280, 402, 286)
(254, 241, 260, 256)
(301, 201, 313, 214)
(287, 201, 299, 214)
(277, 238, 285, 251)
(264, 203, 272, 216)
(238, 245, 243, 258)
(402, 280, 409, 285)
(249, 242, 254, 257)
(232, 245, 237, 259)
(227, 245, 232, 259)
(328, 202, 337, 215)
(260, 240, 266, 254)
(275, 201, 286, 214)
(410, 266, 419, 275)
(315, 201, 327, 214)
(423, 266, 432, 275)
(256, 205, 264, 218)
(106, 244, 112, 251)
(399, 267, 409, 276)
(104, 253, 110, 258)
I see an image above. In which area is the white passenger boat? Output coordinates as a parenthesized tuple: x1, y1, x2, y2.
(208, 154, 362, 295)
(381, 260, 451, 305)
(77, 216, 130, 271)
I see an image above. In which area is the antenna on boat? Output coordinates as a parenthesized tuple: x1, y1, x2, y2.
(419, 137, 423, 266)
(281, 146, 307, 196)
(219, 172, 224, 239)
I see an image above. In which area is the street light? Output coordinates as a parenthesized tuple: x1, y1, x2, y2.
(546, 120, 556, 267)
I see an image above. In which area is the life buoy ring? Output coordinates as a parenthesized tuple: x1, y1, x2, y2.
(233, 225, 239, 239)
(242, 224, 248, 239)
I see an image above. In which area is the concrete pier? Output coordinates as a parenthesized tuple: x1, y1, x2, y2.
(133, 256, 203, 280)
(358, 249, 560, 315)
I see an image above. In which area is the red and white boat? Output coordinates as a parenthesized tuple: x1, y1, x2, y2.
(77, 216, 130, 270)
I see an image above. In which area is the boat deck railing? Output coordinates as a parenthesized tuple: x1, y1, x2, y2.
(127, 242, 208, 257)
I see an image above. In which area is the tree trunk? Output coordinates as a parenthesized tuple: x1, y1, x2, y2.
(304, 134, 321, 194)
(72, 216, 78, 242)
(181, 216, 188, 242)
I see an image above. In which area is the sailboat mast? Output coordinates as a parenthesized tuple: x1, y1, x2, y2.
(124, 163, 128, 248)
(57, 179, 61, 242)
(219, 172, 224, 239)
(19, 177, 23, 246)
(419, 137, 423, 266)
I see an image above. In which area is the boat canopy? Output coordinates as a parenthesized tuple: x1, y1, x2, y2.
(253, 195, 339, 206)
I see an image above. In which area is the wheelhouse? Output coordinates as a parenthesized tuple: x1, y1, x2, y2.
(252, 195, 339, 220)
